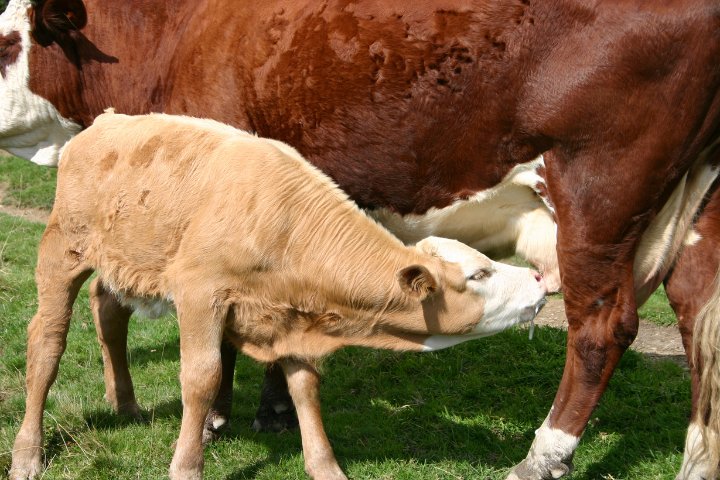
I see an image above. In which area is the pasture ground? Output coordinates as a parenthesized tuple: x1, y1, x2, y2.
(0, 154, 690, 479)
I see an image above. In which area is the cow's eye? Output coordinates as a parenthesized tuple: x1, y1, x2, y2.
(469, 268, 493, 281)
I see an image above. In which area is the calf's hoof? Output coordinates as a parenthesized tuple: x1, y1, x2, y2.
(251, 400, 298, 433)
(115, 400, 144, 422)
(202, 409, 229, 444)
(169, 464, 203, 480)
(306, 459, 348, 480)
(169, 450, 204, 480)
(9, 445, 43, 480)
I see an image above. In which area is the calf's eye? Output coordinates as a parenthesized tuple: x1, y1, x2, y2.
(470, 268, 493, 281)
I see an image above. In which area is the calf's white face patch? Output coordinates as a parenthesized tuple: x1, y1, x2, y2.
(417, 236, 547, 351)
(0, 0, 81, 166)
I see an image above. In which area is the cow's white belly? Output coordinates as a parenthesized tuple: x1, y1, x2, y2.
(369, 156, 561, 291)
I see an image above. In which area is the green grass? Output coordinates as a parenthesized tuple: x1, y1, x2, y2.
(0, 212, 692, 479)
(638, 287, 677, 327)
(0, 154, 57, 210)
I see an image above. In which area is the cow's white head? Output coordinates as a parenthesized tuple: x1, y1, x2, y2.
(0, 0, 83, 166)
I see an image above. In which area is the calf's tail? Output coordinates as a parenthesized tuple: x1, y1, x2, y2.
(693, 272, 720, 477)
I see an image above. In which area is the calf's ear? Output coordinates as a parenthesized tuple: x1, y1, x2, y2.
(397, 265, 438, 299)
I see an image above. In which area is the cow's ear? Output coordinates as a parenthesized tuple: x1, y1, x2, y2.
(397, 265, 438, 299)
(40, 0, 88, 33)
(31, 0, 87, 47)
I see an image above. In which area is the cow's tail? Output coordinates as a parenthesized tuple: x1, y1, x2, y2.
(693, 272, 720, 477)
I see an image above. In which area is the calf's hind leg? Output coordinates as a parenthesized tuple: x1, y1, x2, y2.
(89, 278, 141, 419)
(10, 224, 92, 480)
(279, 358, 346, 480)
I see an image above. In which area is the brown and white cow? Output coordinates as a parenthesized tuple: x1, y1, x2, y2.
(1, 1, 720, 479)
(9, 111, 547, 480)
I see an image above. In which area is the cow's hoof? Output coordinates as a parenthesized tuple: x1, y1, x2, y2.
(202, 409, 229, 444)
(507, 456, 573, 480)
(251, 400, 298, 433)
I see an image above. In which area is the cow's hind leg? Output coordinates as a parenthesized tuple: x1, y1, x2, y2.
(169, 295, 224, 480)
(89, 278, 142, 420)
(202, 340, 238, 443)
(665, 187, 720, 480)
(10, 225, 92, 480)
(279, 358, 346, 480)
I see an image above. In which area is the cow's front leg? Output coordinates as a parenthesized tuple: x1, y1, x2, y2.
(508, 275, 639, 479)
(665, 186, 720, 480)
(252, 362, 299, 432)
(279, 358, 346, 480)
(506, 142, 674, 479)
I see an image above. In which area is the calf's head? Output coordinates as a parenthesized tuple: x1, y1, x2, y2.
(378, 236, 547, 352)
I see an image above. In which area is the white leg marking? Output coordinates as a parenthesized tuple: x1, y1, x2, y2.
(507, 412, 579, 480)
(676, 422, 718, 480)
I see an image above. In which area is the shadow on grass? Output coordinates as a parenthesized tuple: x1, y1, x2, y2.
(225, 459, 271, 480)
(78, 326, 691, 479)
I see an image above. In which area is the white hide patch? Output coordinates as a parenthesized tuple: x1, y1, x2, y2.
(101, 277, 175, 319)
(0, 0, 81, 166)
(368, 156, 560, 292)
(634, 158, 719, 306)
(683, 229, 702, 247)
(418, 236, 547, 352)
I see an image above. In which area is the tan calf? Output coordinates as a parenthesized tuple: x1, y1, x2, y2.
(10, 112, 546, 480)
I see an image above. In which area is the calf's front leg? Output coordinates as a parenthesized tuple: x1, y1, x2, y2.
(279, 358, 347, 480)
(169, 299, 224, 480)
